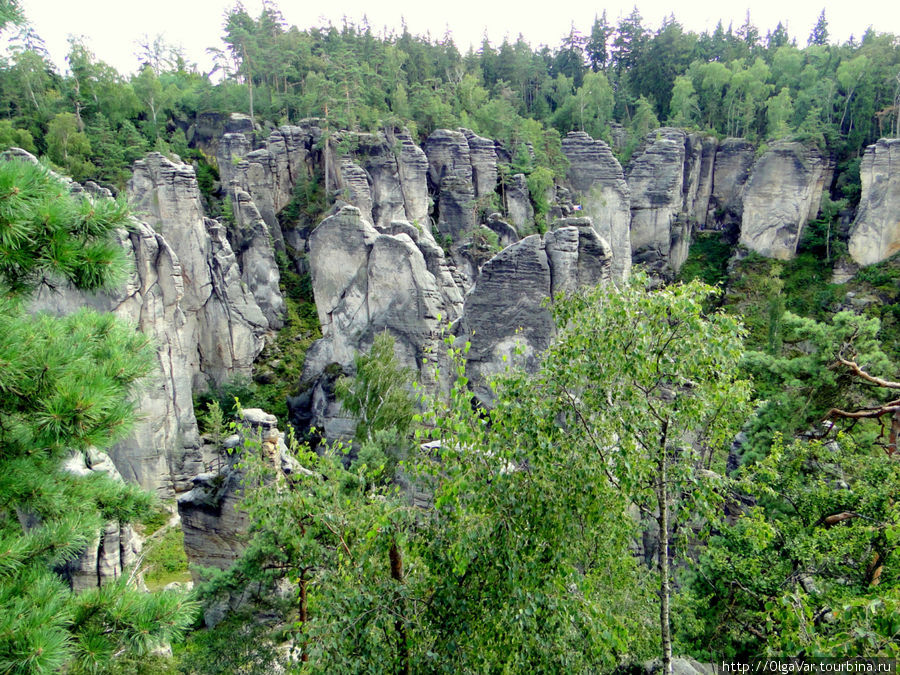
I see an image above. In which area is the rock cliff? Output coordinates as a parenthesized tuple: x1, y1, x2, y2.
(849, 138, 900, 266)
(561, 131, 632, 281)
(739, 142, 831, 260)
(128, 153, 271, 387)
(460, 217, 611, 403)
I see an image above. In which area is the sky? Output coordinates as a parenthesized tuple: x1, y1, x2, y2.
(14, 0, 900, 76)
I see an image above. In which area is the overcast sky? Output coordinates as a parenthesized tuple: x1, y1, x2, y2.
(15, 0, 900, 75)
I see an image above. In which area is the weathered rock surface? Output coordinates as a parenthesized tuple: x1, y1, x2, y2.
(128, 153, 268, 386)
(705, 138, 755, 231)
(561, 131, 631, 280)
(296, 206, 466, 436)
(683, 133, 718, 226)
(461, 128, 498, 199)
(423, 128, 473, 189)
(178, 409, 306, 576)
(849, 138, 900, 266)
(739, 142, 830, 259)
(627, 128, 691, 276)
(544, 217, 613, 297)
(503, 173, 534, 233)
(459, 219, 611, 403)
(60, 449, 142, 590)
(187, 112, 254, 159)
(459, 234, 553, 403)
(229, 187, 286, 330)
(31, 218, 202, 495)
(436, 175, 476, 241)
(485, 213, 519, 248)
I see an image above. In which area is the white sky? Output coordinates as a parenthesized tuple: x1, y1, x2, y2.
(15, 0, 900, 76)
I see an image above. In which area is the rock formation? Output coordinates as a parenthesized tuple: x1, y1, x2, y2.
(503, 173, 534, 233)
(849, 138, 900, 265)
(704, 138, 755, 232)
(178, 409, 307, 576)
(627, 128, 691, 277)
(459, 217, 611, 403)
(462, 128, 499, 199)
(60, 449, 143, 590)
(297, 206, 463, 435)
(128, 153, 270, 387)
(739, 142, 830, 259)
(31, 213, 202, 496)
(561, 131, 631, 281)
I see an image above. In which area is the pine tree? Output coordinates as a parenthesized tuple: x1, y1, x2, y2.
(0, 158, 197, 673)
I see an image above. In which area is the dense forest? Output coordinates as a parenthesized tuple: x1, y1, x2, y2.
(1, 2, 899, 190)
(4, 0, 900, 673)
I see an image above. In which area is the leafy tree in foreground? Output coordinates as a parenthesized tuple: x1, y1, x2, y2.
(531, 273, 752, 672)
(683, 433, 900, 658)
(0, 158, 197, 673)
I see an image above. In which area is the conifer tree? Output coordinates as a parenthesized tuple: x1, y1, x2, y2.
(0, 157, 197, 673)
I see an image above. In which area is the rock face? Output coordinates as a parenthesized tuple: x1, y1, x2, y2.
(307, 206, 455, 371)
(128, 153, 269, 386)
(504, 173, 534, 233)
(31, 218, 202, 496)
(849, 138, 900, 265)
(230, 187, 287, 329)
(683, 133, 719, 226)
(462, 128, 499, 199)
(739, 142, 830, 260)
(178, 409, 305, 576)
(561, 132, 631, 281)
(459, 218, 611, 403)
(60, 449, 142, 590)
(298, 206, 464, 435)
(705, 138, 754, 231)
(627, 128, 691, 277)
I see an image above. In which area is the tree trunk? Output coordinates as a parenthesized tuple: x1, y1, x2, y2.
(389, 540, 410, 675)
(299, 574, 309, 662)
(657, 423, 673, 674)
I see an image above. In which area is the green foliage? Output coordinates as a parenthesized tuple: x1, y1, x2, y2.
(683, 435, 900, 658)
(676, 231, 733, 287)
(741, 311, 890, 463)
(143, 527, 190, 591)
(0, 159, 130, 296)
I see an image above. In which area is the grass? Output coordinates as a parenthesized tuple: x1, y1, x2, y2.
(142, 524, 191, 592)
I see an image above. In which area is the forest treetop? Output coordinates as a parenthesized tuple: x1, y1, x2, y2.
(1, 1, 898, 191)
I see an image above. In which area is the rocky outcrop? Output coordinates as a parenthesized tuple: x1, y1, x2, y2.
(128, 153, 268, 387)
(683, 134, 718, 226)
(229, 187, 286, 329)
(296, 206, 466, 436)
(485, 213, 519, 248)
(459, 218, 611, 403)
(459, 235, 553, 403)
(561, 132, 631, 281)
(31, 218, 202, 495)
(849, 138, 900, 266)
(386, 126, 430, 226)
(545, 218, 612, 297)
(178, 409, 307, 576)
(627, 128, 691, 277)
(61, 449, 142, 590)
(436, 175, 476, 241)
(705, 138, 755, 231)
(739, 142, 830, 259)
(187, 112, 254, 159)
(503, 173, 534, 233)
(462, 128, 498, 199)
(307, 206, 454, 370)
(423, 128, 473, 190)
